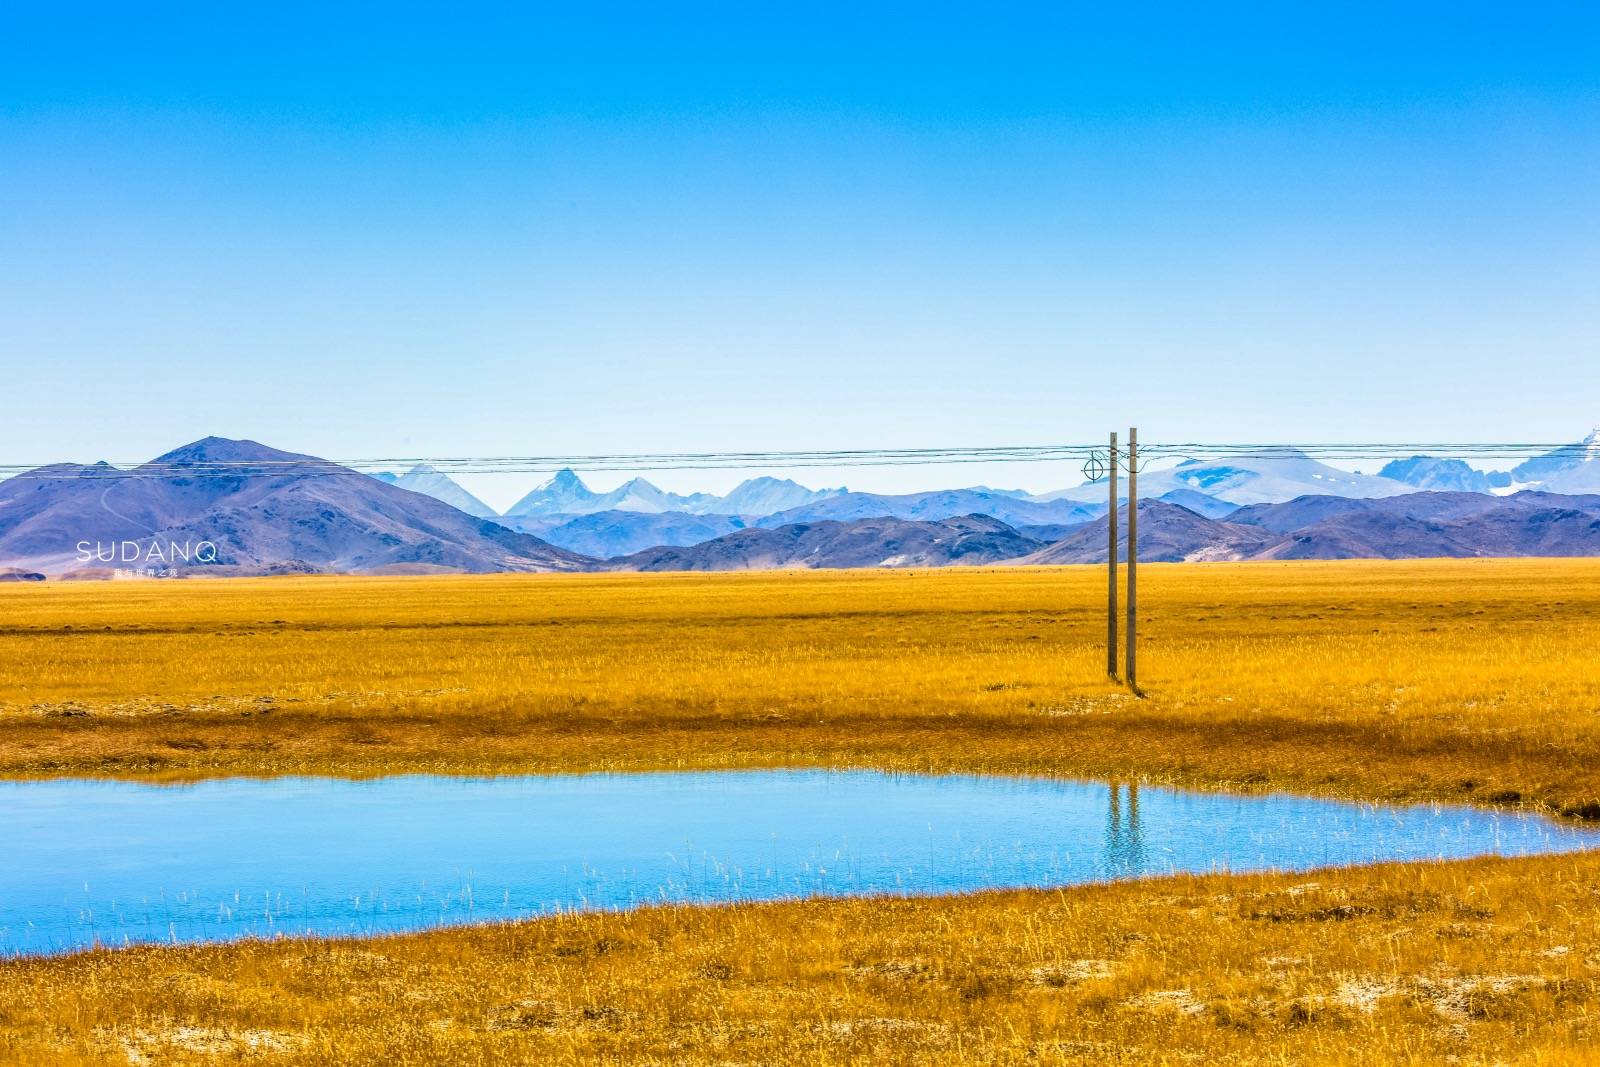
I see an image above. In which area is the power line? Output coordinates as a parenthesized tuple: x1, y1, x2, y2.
(1140, 443, 1584, 459)
(0, 441, 1586, 479)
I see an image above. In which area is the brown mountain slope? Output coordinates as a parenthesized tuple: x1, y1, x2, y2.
(1013, 501, 1273, 564)
(609, 514, 1045, 572)
(0, 437, 589, 575)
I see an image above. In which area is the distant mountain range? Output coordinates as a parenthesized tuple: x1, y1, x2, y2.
(5, 432, 1600, 577)
(1013, 491, 1600, 565)
(0, 438, 585, 576)
(510, 510, 752, 559)
(754, 488, 1101, 530)
(596, 489, 1600, 571)
(389, 432, 1600, 528)
(610, 515, 1047, 571)
(496, 474, 1107, 557)
(1039, 448, 1410, 507)
(426, 432, 1600, 558)
(503, 469, 843, 518)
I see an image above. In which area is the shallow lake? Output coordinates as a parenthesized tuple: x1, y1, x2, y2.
(5, 770, 1597, 956)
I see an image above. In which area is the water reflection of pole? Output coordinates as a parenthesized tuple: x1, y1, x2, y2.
(1104, 781, 1147, 876)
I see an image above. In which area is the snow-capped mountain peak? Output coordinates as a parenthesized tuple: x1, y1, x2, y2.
(495, 431, 1600, 522)
(1039, 448, 1408, 507)
(506, 468, 602, 516)
(371, 463, 498, 518)
(716, 476, 844, 516)
(1510, 430, 1600, 488)
(1378, 456, 1509, 493)
(537, 468, 589, 493)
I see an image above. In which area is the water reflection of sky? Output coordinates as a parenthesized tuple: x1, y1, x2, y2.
(1, 770, 1595, 956)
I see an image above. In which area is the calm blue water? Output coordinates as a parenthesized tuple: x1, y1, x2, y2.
(3, 770, 1596, 956)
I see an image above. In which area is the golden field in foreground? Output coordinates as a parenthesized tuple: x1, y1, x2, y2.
(4, 560, 1600, 1064)
(4, 852, 1599, 1065)
(2, 560, 1599, 812)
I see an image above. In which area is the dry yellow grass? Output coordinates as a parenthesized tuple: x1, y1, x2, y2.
(3, 852, 1599, 1065)
(3, 559, 1599, 814)
(6, 560, 1600, 1064)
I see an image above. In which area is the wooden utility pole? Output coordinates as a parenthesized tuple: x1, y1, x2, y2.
(1125, 427, 1138, 692)
(1107, 431, 1118, 679)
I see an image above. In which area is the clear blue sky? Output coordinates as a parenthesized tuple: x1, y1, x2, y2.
(3, 3, 1597, 504)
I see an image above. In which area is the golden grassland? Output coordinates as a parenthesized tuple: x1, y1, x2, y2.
(4, 560, 1600, 1064)
(4, 852, 1600, 1065)
(2, 559, 1599, 813)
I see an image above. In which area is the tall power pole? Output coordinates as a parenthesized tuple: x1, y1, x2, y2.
(1107, 431, 1118, 679)
(1125, 427, 1138, 691)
